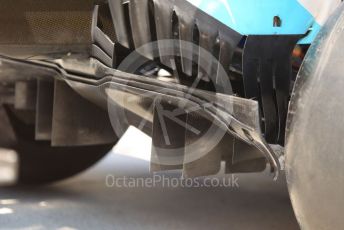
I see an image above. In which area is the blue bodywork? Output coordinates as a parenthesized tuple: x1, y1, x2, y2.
(186, 0, 321, 44)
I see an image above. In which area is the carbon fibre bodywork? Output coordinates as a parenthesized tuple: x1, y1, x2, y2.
(0, 0, 334, 179)
(0, 56, 280, 178)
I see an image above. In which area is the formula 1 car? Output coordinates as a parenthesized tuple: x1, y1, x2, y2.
(0, 1, 343, 229)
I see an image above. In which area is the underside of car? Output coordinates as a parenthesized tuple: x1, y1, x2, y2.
(1, 1, 344, 229)
(0, 0, 290, 181)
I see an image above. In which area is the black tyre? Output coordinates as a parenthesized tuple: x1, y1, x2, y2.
(286, 4, 344, 230)
(1, 106, 116, 185)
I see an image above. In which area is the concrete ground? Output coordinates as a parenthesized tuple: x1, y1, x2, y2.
(0, 128, 299, 230)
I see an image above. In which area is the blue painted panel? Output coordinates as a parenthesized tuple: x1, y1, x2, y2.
(186, 0, 317, 43)
(298, 22, 321, 44)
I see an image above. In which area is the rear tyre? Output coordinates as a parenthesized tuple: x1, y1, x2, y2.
(17, 139, 114, 185)
(1, 106, 116, 185)
(286, 4, 344, 229)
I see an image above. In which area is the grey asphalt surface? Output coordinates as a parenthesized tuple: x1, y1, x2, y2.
(0, 128, 299, 230)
